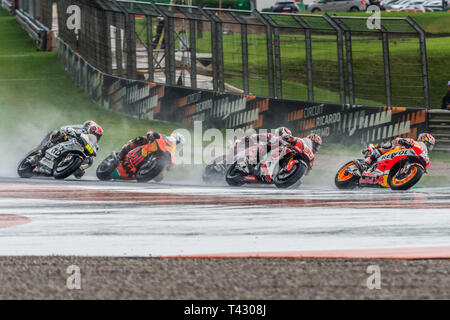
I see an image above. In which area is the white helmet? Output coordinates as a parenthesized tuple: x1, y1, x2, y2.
(170, 132, 185, 150)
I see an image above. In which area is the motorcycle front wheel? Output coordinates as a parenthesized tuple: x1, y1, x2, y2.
(273, 160, 307, 189)
(388, 164, 423, 191)
(136, 157, 165, 183)
(53, 153, 84, 180)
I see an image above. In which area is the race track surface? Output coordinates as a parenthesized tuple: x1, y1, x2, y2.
(1, 177, 449, 258)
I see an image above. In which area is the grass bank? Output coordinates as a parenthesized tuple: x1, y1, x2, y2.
(0, 9, 189, 175)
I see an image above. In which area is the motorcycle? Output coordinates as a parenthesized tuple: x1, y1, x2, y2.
(96, 135, 176, 183)
(202, 154, 229, 184)
(17, 132, 98, 180)
(225, 140, 312, 188)
(202, 139, 241, 184)
(335, 142, 430, 190)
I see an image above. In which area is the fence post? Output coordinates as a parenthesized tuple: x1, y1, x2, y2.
(189, 18, 197, 89)
(252, 10, 275, 98)
(146, 16, 154, 82)
(333, 17, 354, 105)
(406, 16, 430, 110)
(201, 8, 224, 92)
(105, 11, 113, 74)
(293, 15, 314, 102)
(323, 13, 346, 105)
(230, 11, 249, 95)
(114, 13, 124, 76)
(151, 3, 176, 85)
(380, 26, 392, 107)
(125, 13, 136, 80)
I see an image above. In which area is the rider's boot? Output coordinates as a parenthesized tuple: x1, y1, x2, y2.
(354, 161, 367, 174)
(33, 164, 52, 176)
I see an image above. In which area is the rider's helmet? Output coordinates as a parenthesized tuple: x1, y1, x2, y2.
(306, 134, 322, 153)
(147, 130, 156, 140)
(417, 133, 435, 152)
(276, 127, 292, 137)
(83, 120, 103, 142)
(277, 127, 294, 143)
(170, 132, 185, 150)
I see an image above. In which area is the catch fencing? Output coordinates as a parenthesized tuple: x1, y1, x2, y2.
(57, 38, 428, 146)
(48, 0, 430, 109)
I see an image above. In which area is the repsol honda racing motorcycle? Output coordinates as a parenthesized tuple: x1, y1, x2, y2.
(225, 140, 313, 188)
(96, 135, 176, 183)
(335, 142, 430, 190)
(17, 131, 98, 180)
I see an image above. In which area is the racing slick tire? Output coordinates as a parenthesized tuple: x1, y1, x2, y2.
(335, 161, 360, 189)
(388, 164, 423, 191)
(273, 161, 307, 189)
(17, 151, 39, 178)
(136, 158, 165, 183)
(225, 162, 246, 187)
(53, 153, 84, 180)
(96, 154, 118, 181)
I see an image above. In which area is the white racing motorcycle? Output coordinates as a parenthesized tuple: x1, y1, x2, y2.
(17, 132, 98, 180)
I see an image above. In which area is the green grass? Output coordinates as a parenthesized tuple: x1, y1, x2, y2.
(0, 10, 190, 166)
(327, 11, 450, 35)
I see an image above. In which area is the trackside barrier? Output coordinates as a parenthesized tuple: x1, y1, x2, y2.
(58, 39, 428, 147)
(1, 0, 15, 15)
(15, 8, 48, 50)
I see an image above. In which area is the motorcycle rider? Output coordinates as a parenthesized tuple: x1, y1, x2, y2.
(240, 127, 322, 175)
(359, 133, 436, 172)
(113, 130, 185, 180)
(32, 120, 103, 178)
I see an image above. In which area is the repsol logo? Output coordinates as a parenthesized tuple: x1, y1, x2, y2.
(316, 113, 341, 127)
(380, 150, 408, 160)
(303, 104, 324, 118)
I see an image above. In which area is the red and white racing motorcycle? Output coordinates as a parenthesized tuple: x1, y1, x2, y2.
(225, 140, 313, 188)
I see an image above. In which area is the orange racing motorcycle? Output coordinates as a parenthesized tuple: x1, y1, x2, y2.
(335, 141, 430, 190)
(96, 135, 177, 183)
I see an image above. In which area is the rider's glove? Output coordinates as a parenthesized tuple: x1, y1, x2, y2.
(396, 138, 413, 148)
(64, 127, 78, 137)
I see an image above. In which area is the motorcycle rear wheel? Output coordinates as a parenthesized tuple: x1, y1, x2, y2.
(388, 164, 423, 190)
(17, 151, 39, 178)
(96, 153, 118, 181)
(335, 161, 360, 189)
(225, 162, 246, 186)
(53, 153, 84, 180)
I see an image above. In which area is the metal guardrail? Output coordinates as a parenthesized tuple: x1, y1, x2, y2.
(15, 8, 48, 51)
(428, 110, 450, 152)
(1, 0, 15, 15)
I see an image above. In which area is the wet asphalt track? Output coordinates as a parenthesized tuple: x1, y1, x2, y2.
(1, 176, 449, 257)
